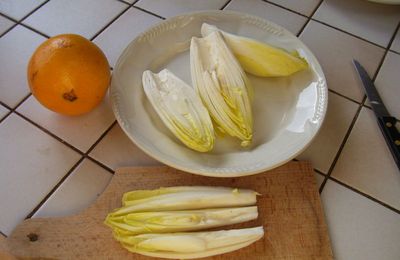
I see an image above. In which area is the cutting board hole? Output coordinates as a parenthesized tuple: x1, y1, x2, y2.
(27, 233, 38, 242)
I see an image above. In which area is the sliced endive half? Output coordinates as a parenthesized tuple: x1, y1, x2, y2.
(201, 23, 308, 77)
(110, 186, 258, 216)
(115, 226, 264, 259)
(190, 31, 253, 147)
(105, 206, 258, 235)
(142, 69, 214, 152)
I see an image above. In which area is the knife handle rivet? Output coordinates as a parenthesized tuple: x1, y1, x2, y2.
(386, 122, 393, 127)
(395, 140, 400, 146)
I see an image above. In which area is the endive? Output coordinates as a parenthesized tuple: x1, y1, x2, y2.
(190, 31, 253, 147)
(142, 69, 214, 152)
(110, 186, 258, 216)
(105, 206, 258, 235)
(201, 23, 308, 77)
(114, 227, 264, 259)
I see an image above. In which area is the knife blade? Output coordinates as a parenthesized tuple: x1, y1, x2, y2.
(353, 59, 400, 171)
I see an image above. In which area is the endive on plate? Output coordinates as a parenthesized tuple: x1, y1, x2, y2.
(105, 206, 258, 235)
(201, 23, 308, 77)
(142, 69, 214, 152)
(110, 186, 258, 216)
(114, 227, 264, 259)
(190, 31, 253, 147)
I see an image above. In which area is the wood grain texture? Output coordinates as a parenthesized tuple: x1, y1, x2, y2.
(2, 161, 332, 259)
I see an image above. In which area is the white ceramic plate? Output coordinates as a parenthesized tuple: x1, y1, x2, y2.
(110, 10, 328, 177)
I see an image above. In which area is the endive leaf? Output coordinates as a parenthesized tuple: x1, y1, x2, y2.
(105, 206, 258, 235)
(201, 23, 308, 77)
(115, 227, 264, 259)
(190, 31, 253, 147)
(110, 186, 258, 216)
(142, 69, 214, 152)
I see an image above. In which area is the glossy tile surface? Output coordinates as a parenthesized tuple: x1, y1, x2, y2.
(322, 180, 400, 260)
(266, 0, 320, 16)
(17, 95, 115, 152)
(33, 159, 112, 218)
(226, 0, 308, 35)
(24, 0, 127, 38)
(374, 51, 400, 119)
(0, 114, 80, 235)
(297, 92, 359, 173)
(94, 7, 162, 67)
(313, 0, 400, 47)
(89, 124, 162, 170)
(299, 20, 385, 102)
(135, 0, 229, 18)
(332, 108, 400, 210)
(0, 15, 14, 35)
(0, 0, 47, 20)
(0, 26, 45, 107)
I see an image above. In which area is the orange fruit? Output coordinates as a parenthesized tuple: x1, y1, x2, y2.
(27, 34, 111, 116)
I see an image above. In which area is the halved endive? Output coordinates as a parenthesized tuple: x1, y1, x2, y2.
(110, 186, 258, 216)
(190, 31, 253, 147)
(201, 23, 308, 77)
(105, 206, 258, 235)
(142, 69, 214, 152)
(114, 227, 264, 259)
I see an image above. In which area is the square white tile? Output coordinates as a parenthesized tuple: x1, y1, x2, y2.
(266, 0, 320, 16)
(135, 0, 229, 18)
(94, 7, 162, 67)
(226, 0, 308, 35)
(321, 180, 400, 260)
(0, 114, 81, 235)
(0, 0, 47, 20)
(33, 159, 112, 218)
(23, 0, 127, 39)
(313, 0, 400, 47)
(90, 124, 162, 170)
(297, 92, 359, 173)
(391, 30, 400, 53)
(0, 25, 46, 108)
(374, 51, 400, 119)
(17, 95, 115, 153)
(0, 105, 10, 121)
(299, 20, 385, 102)
(331, 108, 400, 210)
(0, 15, 15, 35)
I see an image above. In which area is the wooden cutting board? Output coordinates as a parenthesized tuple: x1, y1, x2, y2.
(1, 161, 332, 259)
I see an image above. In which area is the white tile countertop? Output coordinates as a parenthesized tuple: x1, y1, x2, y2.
(0, 0, 400, 259)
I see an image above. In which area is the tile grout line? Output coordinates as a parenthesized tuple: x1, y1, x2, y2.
(14, 110, 85, 154)
(24, 157, 85, 219)
(311, 18, 387, 50)
(24, 120, 117, 218)
(318, 96, 366, 193)
(296, 0, 324, 37)
(328, 89, 362, 105)
(0, 0, 51, 38)
(0, 93, 33, 124)
(132, 6, 165, 20)
(320, 21, 400, 202)
(328, 176, 400, 215)
(116, 0, 134, 5)
(261, 0, 308, 18)
(89, 2, 133, 41)
(220, 0, 233, 10)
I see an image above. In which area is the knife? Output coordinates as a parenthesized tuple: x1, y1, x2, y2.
(353, 59, 400, 170)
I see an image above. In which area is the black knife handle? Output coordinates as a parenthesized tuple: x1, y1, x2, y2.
(377, 116, 400, 171)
